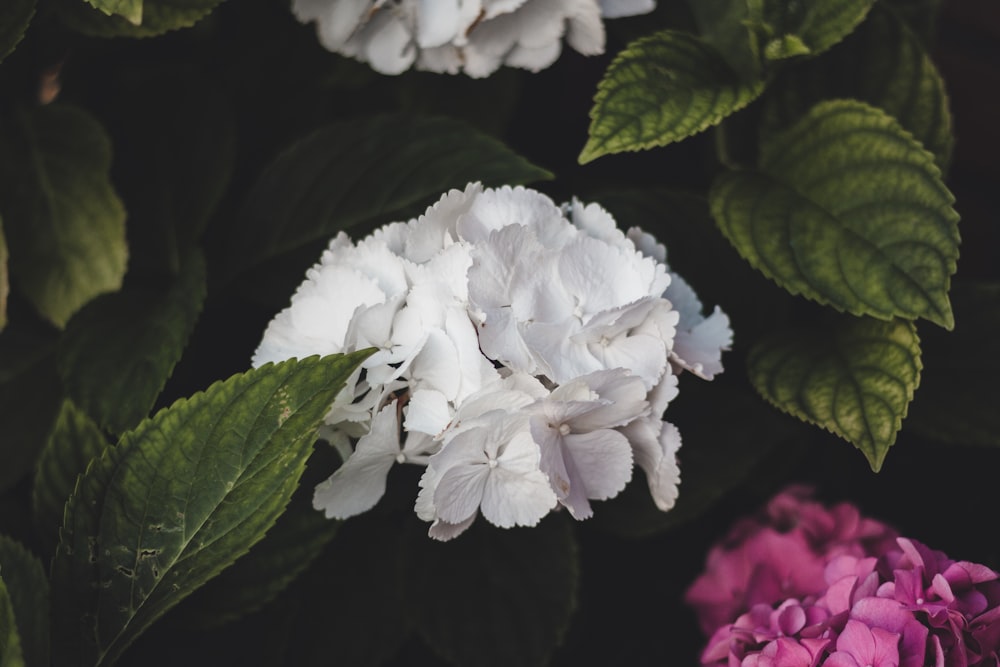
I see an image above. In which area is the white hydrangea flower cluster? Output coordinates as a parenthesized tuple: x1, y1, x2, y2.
(290, 0, 656, 77)
(252, 182, 732, 540)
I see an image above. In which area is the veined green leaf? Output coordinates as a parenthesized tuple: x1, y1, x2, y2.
(711, 100, 959, 329)
(685, 0, 764, 80)
(748, 317, 922, 471)
(579, 30, 766, 164)
(53, 0, 220, 37)
(0, 536, 48, 667)
(227, 114, 551, 280)
(85, 0, 141, 24)
(762, 5, 953, 171)
(0, 105, 127, 329)
(404, 515, 578, 667)
(0, 577, 23, 667)
(180, 481, 338, 628)
(0, 0, 34, 64)
(31, 400, 110, 556)
(757, 0, 875, 62)
(685, 0, 874, 76)
(50, 351, 373, 667)
(57, 249, 207, 434)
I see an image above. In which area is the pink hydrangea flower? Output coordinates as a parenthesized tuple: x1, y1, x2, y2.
(685, 486, 898, 635)
(687, 486, 1000, 667)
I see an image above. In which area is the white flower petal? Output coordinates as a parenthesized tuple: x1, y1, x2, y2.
(415, 0, 464, 48)
(565, 0, 605, 55)
(312, 401, 402, 519)
(428, 514, 478, 541)
(481, 430, 557, 527)
(599, 0, 655, 19)
(362, 11, 417, 75)
(404, 388, 454, 437)
(624, 418, 681, 511)
(434, 462, 490, 523)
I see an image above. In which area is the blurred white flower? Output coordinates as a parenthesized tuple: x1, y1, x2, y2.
(252, 182, 731, 539)
(291, 0, 657, 77)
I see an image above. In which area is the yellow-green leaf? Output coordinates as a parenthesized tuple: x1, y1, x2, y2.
(711, 100, 959, 329)
(580, 30, 765, 164)
(748, 317, 922, 471)
(85, 0, 141, 24)
(0, 105, 127, 329)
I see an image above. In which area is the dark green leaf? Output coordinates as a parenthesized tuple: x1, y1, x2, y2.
(711, 100, 959, 329)
(57, 249, 207, 434)
(31, 400, 110, 556)
(85, 0, 141, 24)
(762, 5, 953, 171)
(404, 514, 578, 667)
(907, 281, 1000, 446)
(0, 577, 23, 667)
(579, 30, 765, 164)
(179, 478, 338, 628)
(748, 317, 922, 471)
(685, 0, 874, 76)
(0, 0, 34, 64)
(0, 105, 127, 329)
(756, 0, 875, 62)
(0, 536, 48, 667)
(227, 114, 551, 280)
(884, 0, 945, 45)
(50, 351, 373, 667)
(685, 0, 764, 80)
(53, 0, 221, 37)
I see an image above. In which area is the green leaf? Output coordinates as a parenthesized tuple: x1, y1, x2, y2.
(85, 0, 141, 24)
(57, 249, 207, 434)
(227, 114, 551, 280)
(0, 536, 48, 667)
(50, 351, 373, 667)
(0, 0, 34, 64)
(31, 400, 110, 556)
(883, 0, 945, 45)
(0, 105, 127, 329)
(756, 0, 875, 62)
(0, 577, 23, 667)
(579, 30, 766, 164)
(179, 478, 338, 628)
(747, 317, 922, 471)
(53, 0, 220, 37)
(403, 515, 578, 667)
(684, 0, 874, 77)
(711, 99, 960, 329)
(762, 5, 954, 171)
(906, 281, 1000, 446)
